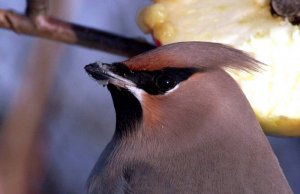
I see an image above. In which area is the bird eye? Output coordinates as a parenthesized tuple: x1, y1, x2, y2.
(155, 74, 177, 91)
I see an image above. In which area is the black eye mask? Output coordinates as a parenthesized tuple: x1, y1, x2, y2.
(111, 63, 199, 95)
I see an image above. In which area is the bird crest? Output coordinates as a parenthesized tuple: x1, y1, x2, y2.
(123, 41, 262, 72)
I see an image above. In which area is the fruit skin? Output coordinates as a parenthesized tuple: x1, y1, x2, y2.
(138, 0, 300, 137)
(258, 116, 300, 137)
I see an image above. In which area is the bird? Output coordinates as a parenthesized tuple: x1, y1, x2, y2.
(84, 41, 293, 194)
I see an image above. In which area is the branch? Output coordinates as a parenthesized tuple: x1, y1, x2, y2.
(0, 10, 155, 57)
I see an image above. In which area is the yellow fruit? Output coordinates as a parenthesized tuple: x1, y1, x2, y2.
(138, 0, 300, 137)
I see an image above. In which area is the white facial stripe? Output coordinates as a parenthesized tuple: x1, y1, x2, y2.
(107, 71, 136, 88)
(165, 84, 180, 95)
(128, 83, 180, 101)
(127, 86, 144, 102)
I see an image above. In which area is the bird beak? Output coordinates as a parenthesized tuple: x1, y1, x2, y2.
(84, 62, 136, 88)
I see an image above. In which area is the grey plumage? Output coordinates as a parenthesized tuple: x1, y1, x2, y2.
(85, 41, 293, 194)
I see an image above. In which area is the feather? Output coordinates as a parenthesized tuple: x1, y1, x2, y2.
(124, 41, 263, 73)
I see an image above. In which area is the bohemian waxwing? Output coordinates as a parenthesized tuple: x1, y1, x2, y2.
(84, 41, 293, 194)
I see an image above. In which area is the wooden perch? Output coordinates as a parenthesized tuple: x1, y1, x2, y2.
(0, 1, 155, 57)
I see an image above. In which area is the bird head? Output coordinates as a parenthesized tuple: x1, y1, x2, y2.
(85, 42, 293, 194)
(85, 42, 261, 140)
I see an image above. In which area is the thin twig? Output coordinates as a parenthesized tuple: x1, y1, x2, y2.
(0, 9, 155, 57)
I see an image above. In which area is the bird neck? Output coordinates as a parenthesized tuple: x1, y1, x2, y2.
(108, 84, 142, 138)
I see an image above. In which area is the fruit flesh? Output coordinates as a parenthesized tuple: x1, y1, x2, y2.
(138, 0, 300, 136)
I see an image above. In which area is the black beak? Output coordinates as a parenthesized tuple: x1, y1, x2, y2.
(84, 62, 136, 88)
(84, 62, 111, 81)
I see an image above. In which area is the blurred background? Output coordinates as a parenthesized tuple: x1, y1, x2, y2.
(0, 0, 299, 194)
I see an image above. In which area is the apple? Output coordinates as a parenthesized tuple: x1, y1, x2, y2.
(138, 0, 300, 137)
